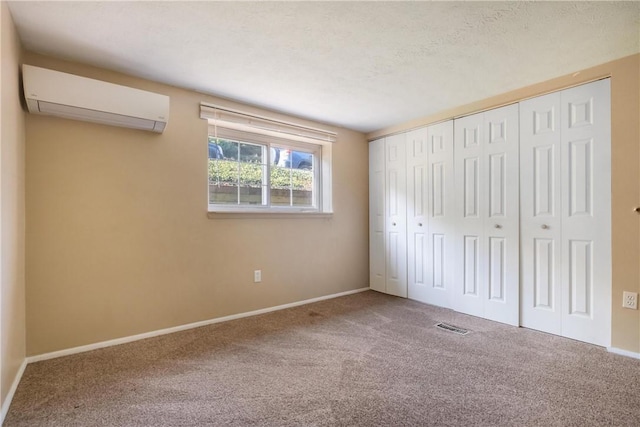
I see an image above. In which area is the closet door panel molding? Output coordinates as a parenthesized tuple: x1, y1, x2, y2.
(453, 105, 519, 324)
(520, 92, 563, 334)
(560, 79, 611, 347)
(369, 138, 386, 293)
(454, 113, 486, 317)
(407, 127, 430, 303)
(483, 104, 520, 326)
(385, 133, 408, 297)
(520, 79, 611, 346)
(425, 121, 455, 308)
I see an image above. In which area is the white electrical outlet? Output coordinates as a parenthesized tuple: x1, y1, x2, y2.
(623, 291, 638, 309)
(254, 270, 262, 283)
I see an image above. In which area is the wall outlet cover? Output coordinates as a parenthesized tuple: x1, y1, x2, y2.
(623, 291, 638, 310)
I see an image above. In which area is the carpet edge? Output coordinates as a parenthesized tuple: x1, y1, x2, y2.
(607, 346, 640, 360)
(1, 358, 27, 425)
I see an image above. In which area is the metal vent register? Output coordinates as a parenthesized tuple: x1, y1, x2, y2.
(435, 322, 469, 335)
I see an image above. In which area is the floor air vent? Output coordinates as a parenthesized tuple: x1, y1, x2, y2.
(435, 323, 469, 335)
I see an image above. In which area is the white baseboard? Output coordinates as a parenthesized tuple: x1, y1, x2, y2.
(607, 347, 640, 360)
(27, 287, 369, 364)
(0, 359, 27, 425)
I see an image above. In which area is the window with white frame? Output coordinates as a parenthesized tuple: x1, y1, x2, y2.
(201, 105, 335, 213)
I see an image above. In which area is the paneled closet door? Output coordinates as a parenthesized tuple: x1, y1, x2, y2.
(483, 105, 519, 326)
(560, 79, 611, 346)
(385, 133, 408, 297)
(454, 105, 519, 324)
(406, 128, 430, 303)
(425, 120, 454, 308)
(454, 113, 485, 317)
(520, 79, 611, 347)
(520, 92, 563, 335)
(369, 138, 386, 293)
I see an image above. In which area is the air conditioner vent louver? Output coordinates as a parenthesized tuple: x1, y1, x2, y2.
(22, 65, 169, 133)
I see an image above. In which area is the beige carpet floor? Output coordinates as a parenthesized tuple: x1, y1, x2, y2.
(5, 290, 640, 426)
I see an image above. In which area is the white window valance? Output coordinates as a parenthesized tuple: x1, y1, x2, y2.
(200, 104, 337, 145)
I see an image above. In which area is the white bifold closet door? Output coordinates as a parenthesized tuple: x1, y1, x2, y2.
(407, 121, 455, 308)
(520, 79, 611, 347)
(406, 127, 429, 302)
(369, 135, 408, 297)
(385, 133, 408, 297)
(453, 104, 520, 325)
(369, 138, 386, 293)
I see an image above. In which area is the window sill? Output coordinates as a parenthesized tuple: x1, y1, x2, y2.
(207, 211, 333, 219)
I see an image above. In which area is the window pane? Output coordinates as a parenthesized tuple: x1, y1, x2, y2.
(275, 148, 313, 170)
(269, 148, 279, 166)
(292, 150, 313, 170)
(209, 138, 318, 210)
(218, 140, 238, 160)
(208, 139, 224, 159)
(209, 181, 239, 204)
(269, 152, 314, 207)
(209, 158, 239, 204)
(270, 164, 291, 206)
(292, 167, 314, 207)
(240, 163, 265, 205)
(240, 142, 263, 163)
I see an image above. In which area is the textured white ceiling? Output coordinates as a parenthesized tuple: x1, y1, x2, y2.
(7, 1, 640, 133)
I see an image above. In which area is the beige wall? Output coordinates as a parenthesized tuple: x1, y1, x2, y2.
(24, 53, 370, 356)
(19, 50, 640, 354)
(0, 0, 26, 413)
(369, 54, 640, 353)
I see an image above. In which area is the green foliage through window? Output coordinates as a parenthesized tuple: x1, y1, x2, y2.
(208, 160, 312, 190)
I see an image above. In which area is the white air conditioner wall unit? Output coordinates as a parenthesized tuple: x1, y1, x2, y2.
(22, 65, 169, 133)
